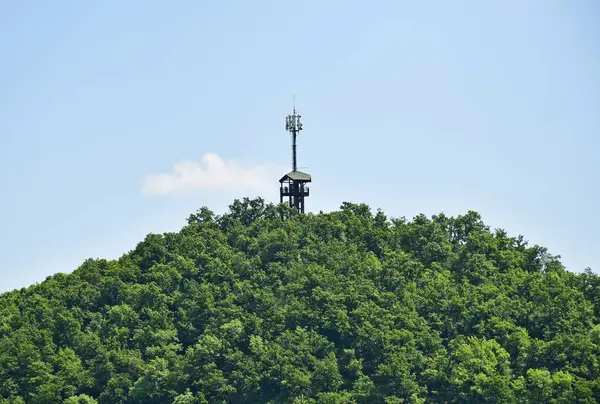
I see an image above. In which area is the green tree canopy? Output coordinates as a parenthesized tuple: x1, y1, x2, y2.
(0, 198, 599, 403)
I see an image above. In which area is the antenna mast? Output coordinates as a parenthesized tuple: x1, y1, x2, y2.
(285, 98, 302, 172)
(279, 98, 311, 213)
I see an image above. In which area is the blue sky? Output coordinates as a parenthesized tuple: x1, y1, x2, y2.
(1, 1, 598, 292)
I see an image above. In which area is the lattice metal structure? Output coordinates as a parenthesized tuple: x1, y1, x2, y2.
(279, 106, 311, 213)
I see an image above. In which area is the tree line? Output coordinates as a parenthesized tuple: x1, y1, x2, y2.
(1, 197, 599, 403)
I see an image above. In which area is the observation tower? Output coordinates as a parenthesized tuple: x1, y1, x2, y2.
(279, 105, 311, 213)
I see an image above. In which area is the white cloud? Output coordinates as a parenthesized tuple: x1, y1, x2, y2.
(142, 153, 288, 196)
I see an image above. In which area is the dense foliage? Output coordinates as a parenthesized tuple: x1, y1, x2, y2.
(1, 198, 600, 403)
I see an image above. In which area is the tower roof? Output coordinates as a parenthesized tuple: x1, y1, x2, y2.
(279, 170, 312, 183)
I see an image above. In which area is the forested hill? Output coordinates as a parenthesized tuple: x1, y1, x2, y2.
(1, 198, 600, 403)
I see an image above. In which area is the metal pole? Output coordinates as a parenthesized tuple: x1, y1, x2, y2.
(292, 132, 297, 172)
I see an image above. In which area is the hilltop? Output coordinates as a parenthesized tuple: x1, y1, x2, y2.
(1, 197, 599, 403)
